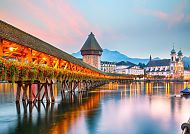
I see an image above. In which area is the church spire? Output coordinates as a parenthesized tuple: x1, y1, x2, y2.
(150, 54, 152, 61)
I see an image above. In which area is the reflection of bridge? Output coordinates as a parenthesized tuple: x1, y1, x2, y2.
(14, 91, 102, 134)
(0, 20, 134, 103)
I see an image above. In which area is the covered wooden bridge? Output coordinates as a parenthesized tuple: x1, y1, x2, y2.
(0, 20, 133, 103)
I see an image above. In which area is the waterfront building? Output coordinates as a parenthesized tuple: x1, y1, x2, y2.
(80, 32, 103, 70)
(145, 48, 184, 79)
(184, 69, 190, 80)
(115, 61, 144, 75)
(101, 61, 116, 73)
(146, 59, 171, 77)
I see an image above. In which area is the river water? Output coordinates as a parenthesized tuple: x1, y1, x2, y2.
(0, 82, 190, 134)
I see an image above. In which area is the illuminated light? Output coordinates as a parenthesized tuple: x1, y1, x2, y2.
(9, 47, 17, 52)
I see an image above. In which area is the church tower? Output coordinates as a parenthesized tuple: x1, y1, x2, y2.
(80, 32, 103, 70)
(170, 47, 176, 77)
(170, 46, 176, 62)
(177, 49, 183, 61)
(177, 49, 184, 78)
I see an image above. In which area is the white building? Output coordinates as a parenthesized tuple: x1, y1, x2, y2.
(115, 61, 144, 75)
(184, 70, 190, 80)
(145, 59, 171, 77)
(101, 61, 116, 73)
(145, 48, 184, 79)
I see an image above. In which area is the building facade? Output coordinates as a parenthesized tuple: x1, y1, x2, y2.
(80, 32, 103, 70)
(101, 61, 116, 73)
(115, 61, 144, 75)
(145, 48, 184, 79)
(184, 70, 190, 80)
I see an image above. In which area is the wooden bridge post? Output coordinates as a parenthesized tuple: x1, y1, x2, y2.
(44, 81, 50, 103)
(29, 102, 32, 113)
(49, 80, 55, 102)
(60, 80, 65, 101)
(16, 82, 22, 103)
(16, 102, 20, 114)
(78, 81, 81, 93)
(23, 101, 27, 114)
(84, 81, 88, 91)
(22, 84, 28, 102)
(72, 80, 78, 94)
(28, 83, 32, 103)
(37, 82, 41, 101)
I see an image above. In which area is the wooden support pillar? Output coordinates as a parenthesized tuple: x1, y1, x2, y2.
(78, 81, 81, 92)
(37, 83, 41, 101)
(71, 81, 74, 93)
(61, 80, 67, 101)
(74, 81, 78, 92)
(37, 101, 41, 112)
(66, 80, 69, 92)
(86, 81, 89, 91)
(60, 81, 64, 100)
(81, 81, 85, 91)
(28, 83, 32, 103)
(16, 102, 20, 114)
(29, 102, 32, 113)
(68, 81, 72, 92)
(44, 81, 50, 103)
(45, 102, 50, 113)
(23, 101, 27, 114)
(16, 82, 22, 103)
(22, 84, 28, 102)
(49, 80, 55, 102)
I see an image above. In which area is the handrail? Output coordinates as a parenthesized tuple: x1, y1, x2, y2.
(181, 118, 190, 134)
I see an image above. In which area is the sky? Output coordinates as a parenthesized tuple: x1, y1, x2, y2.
(0, 0, 190, 58)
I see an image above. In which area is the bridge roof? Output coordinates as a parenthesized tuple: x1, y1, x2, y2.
(0, 20, 105, 74)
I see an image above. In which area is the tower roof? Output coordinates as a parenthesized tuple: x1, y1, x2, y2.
(171, 45, 176, 54)
(81, 32, 103, 52)
(178, 50, 183, 56)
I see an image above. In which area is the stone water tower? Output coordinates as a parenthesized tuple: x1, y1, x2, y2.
(80, 32, 103, 70)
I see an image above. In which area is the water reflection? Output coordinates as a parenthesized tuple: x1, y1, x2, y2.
(0, 82, 190, 134)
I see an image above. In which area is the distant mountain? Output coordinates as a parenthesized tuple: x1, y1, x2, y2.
(72, 49, 190, 68)
(72, 49, 159, 64)
(72, 51, 82, 58)
(183, 56, 190, 69)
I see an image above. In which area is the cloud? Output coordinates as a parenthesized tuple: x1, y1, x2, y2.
(0, 0, 101, 52)
(137, 2, 190, 29)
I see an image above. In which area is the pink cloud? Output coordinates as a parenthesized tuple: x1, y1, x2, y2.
(0, 0, 101, 53)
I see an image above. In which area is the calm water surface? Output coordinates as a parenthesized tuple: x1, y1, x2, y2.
(0, 82, 190, 134)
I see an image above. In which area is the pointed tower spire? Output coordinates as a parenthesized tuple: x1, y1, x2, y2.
(80, 32, 102, 53)
(150, 54, 152, 61)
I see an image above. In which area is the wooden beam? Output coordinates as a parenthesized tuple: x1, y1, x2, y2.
(54, 59, 59, 69)
(0, 39, 3, 57)
(27, 49, 32, 63)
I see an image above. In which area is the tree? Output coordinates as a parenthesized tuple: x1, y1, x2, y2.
(138, 62, 146, 69)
